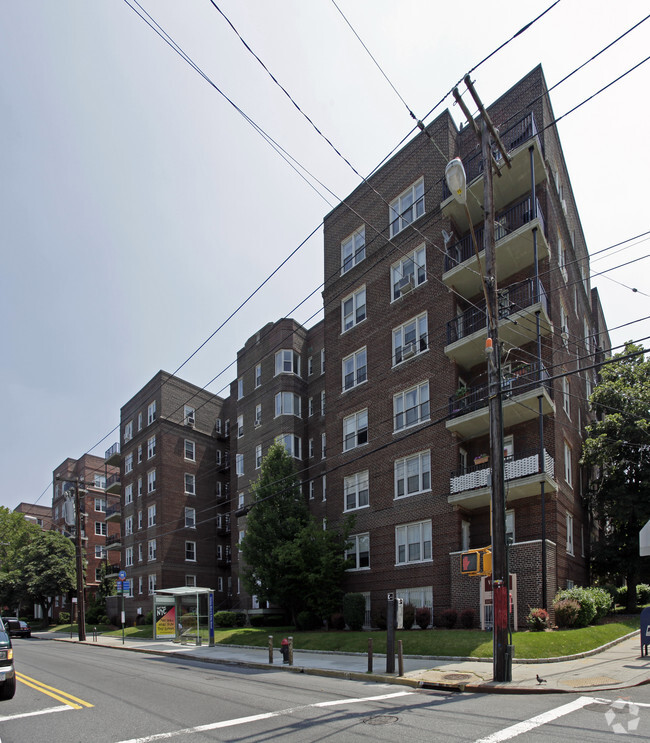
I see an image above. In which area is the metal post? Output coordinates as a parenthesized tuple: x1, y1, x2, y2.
(367, 638, 373, 673)
(397, 640, 404, 677)
(74, 481, 86, 642)
(386, 594, 395, 674)
(288, 636, 293, 666)
(268, 635, 273, 664)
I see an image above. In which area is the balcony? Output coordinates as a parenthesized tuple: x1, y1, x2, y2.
(217, 515, 231, 534)
(448, 449, 557, 509)
(441, 111, 546, 229)
(446, 362, 555, 438)
(105, 504, 121, 523)
(443, 195, 549, 299)
(106, 533, 122, 550)
(104, 563, 121, 577)
(106, 472, 121, 494)
(445, 279, 551, 369)
(105, 442, 120, 466)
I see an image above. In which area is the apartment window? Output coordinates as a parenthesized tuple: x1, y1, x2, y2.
(238, 529, 245, 546)
(321, 391, 326, 416)
(346, 533, 370, 570)
(138, 576, 143, 593)
(147, 435, 156, 459)
(185, 507, 196, 529)
(185, 541, 196, 562)
(564, 441, 573, 488)
(94, 474, 106, 490)
(216, 418, 222, 434)
(308, 397, 314, 416)
(137, 444, 143, 464)
(95, 544, 106, 559)
(255, 404, 262, 427)
(566, 512, 574, 555)
(237, 415, 244, 438)
(237, 377, 244, 400)
(125, 483, 133, 505)
(255, 445, 262, 469)
(225, 419, 230, 436)
(342, 347, 367, 391)
(124, 420, 133, 443)
(391, 244, 426, 300)
(238, 492, 244, 509)
(558, 237, 568, 282)
(275, 349, 300, 376)
(138, 510, 143, 530)
(562, 376, 570, 417)
(322, 474, 327, 501)
(137, 412, 143, 431)
(343, 409, 368, 451)
(185, 575, 196, 588)
(236, 453, 244, 476)
(394, 381, 430, 431)
(138, 543, 143, 562)
(395, 451, 431, 498)
(560, 305, 569, 348)
(341, 226, 366, 273)
(148, 539, 157, 561)
(125, 452, 133, 474)
(216, 449, 222, 466)
(341, 286, 366, 332)
(308, 356, 313, 376)
(393, 312, 428, 365)
(185, 439, 196, 461)
(389, 177, 424, 237)
(274, 392, 302, 418)
(137, 477, 143, 497)
(147, 469, 156, 493)
(147, 401, 156, 425)
(217, 577, 224, 592)
(184, 473, 195, 495)
(396, 520, 432, 564)
(184, 406, 195, 427)
(148, 574, 156, 593)
(125, 547, 133, 567)
(124, 516, 133, 536)
(147, 504, 156, 527)
(321, 432, 326, 459)
(461, 521, 470, 551)
(255, 363, 262, 388)
(506, 509, 515, 543)
(276, 434, 302, 460)
(308, 438, 314, 459)
(584, 318, 592, 354)
(321, 348, 325, 374)
(309, 481, 315, 500)
(344, 471, 369, 511)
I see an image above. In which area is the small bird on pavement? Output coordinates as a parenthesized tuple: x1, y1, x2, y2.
(536, 674, 547, 684)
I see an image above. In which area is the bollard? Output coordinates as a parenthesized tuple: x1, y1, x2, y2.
(268, 635, 273, 664)
(398, 639, 404, 677)
(368, 638, 373, 673)
(288, 636, 294, 666)
(93, 627, 97, 642)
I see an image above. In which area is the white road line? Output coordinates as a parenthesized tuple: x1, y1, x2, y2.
(0, 704, 71, 723)
(114, 690, 415, 743)
(473, 696, 597, 743)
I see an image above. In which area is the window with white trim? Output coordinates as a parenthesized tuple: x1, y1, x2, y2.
(147, 469, 156, 493)
(321, 391, 326, 415)
(346, 533, 370, 570)
(236, 453, 244, 476)
(237, 377, 244, 400)
(275, 392, 301, 418)
(255, 445, 262, 469)
(255, 404, 262, 427)
(562, 376, 570, 417)
(255, 363, 262, 388)
(147, 401, 156, 425)
(506, 509, 515, 543)
(147, 504, 156, 527)
(184, 439, 196, 461)
(392, 312, 428, 365)
(137, 476, 143, 497)
(558, 237, 568, 282)
(389, 178, 424, 237)
(566, 512, 574, 555)
(276, 434, 302, 460)
(391, 244, 426, 300)
(396, 520, 432, 564)
(341, 286, 366, 332)
(564, 440, 573, 487)
(343, 409, 368, 451)
(394, 451, 431, 498)
(560, 305, 569, 348)
(237, 415, 244, 438)
(185, 541, 196, 562)
(308, 356, 313, 376)
(125, 515, 133, 536)
(309, 481, 315, 500)
(217, 577, 223, 592)
(275, 349, 300, 376)
(321, 432, 326, 459)
(341, 226, 366, 273)
(393, 381, 430, 431)
(137, 412, 143, 431)
(185, 507, 195, 529)
(137, 444, 142, 463)
(138, 543, 143, 562)
(322, 475, 327, 501)
(148, 539, 157, 561)
(125, 452, 133, 474)
(185, 473, 195, 495)
(344, 471, 369, 511)
(321, 348, 325, 374)
(147, 435, 156, 459)
(125, 483, 133, 505)
(125, 546, 133, 567)
(94, 474, 106, 490)
(95, 544, 107, 559)
(185, 575, 196, 587)
(308, 397, 314, 416)
(124, 420, 133, 443)
(184, 405, 195, 427)
(148, 573, 157, 593)
(138, 510, 143, 530)
(95, 521, 107, 536)
(342, 347, 367, 391)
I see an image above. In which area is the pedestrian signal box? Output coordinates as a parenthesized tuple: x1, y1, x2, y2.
(460, 547, 492, 576)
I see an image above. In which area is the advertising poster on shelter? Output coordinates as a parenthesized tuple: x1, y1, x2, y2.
(155, 604, 176, 637)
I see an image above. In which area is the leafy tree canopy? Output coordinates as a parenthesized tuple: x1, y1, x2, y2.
(582, 343, 650, 608)
(0, 507, 41, 612)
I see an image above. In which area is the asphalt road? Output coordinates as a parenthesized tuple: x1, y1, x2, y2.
(1, 636, 649, 742)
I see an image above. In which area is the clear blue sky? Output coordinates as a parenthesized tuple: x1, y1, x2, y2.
(2, 1, 649, 511)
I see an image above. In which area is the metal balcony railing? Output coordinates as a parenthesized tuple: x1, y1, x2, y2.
(105, 442, 120, 460)
(450, 448, 555, 494)
(105, 504, 121, 520)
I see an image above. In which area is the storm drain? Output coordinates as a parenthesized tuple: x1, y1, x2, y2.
(442, 673, 473, 681)
(363, 716, 399, 726)
(560, 676, 620, 688)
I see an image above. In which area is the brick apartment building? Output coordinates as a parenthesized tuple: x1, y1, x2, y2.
(51, 453, 119, 621)
(13, 502, 52, 531)
(106, 66, 609, 629)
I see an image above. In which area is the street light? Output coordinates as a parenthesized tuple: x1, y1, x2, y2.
(445, 158, 467, 204)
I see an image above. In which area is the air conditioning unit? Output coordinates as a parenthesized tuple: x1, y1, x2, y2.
(185, 417, 195, 427)
(402, 342, 417, 360)
(254, 420, 261, 428)
(397, 276, 414, 296)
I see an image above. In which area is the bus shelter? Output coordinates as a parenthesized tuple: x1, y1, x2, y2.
(152, 587, 214, 646)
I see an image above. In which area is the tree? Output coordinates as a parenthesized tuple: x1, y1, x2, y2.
(16, 530, 77, 621)
(240, 442, 352, 623)
(582, 343, 650, 610)
(0, 507, 41, 614)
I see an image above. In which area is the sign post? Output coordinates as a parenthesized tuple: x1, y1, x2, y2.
(118, 571, 127, 645)
(386, 593, 395, 674)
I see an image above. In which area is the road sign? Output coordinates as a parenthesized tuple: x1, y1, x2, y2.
(122, 580, 130, 592)
(118, 570, 127, 580)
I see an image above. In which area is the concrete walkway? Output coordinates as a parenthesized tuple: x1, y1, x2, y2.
(35, 629, 650, 695)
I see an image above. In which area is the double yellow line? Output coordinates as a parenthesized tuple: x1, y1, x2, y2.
(16, 672, 94, 710)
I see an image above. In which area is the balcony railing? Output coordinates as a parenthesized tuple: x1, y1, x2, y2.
(448, 362, 549, 419)
(106, 533, 122, 548)
(450, 448, 555, 494)
(105, 441, 120, 460)
(446, 278, 548, 344)
(104, 563, 121, 576)
(444, 195, 545, 273)
(105, 504, 121, 520)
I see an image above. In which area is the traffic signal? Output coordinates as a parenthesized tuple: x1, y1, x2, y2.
(460, 550, 480, 575)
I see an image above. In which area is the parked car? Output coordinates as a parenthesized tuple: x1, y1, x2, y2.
(1, 618, 30, 639)
(0, 619, 16, 700)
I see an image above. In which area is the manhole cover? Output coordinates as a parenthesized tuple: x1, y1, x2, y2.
(560, 676, 619, 688)
(443, 673, 472, 681)
(363, 716, 399, 726)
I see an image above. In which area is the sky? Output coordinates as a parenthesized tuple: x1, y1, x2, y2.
(1, 1, 649, 512)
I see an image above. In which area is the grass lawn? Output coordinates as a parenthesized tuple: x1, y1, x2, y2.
(53, 617, 640, 660)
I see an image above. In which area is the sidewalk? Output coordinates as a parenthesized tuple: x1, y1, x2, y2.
(37, 630, 650, 695)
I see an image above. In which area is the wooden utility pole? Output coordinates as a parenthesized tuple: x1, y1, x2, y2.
(74, 480, 86, 642)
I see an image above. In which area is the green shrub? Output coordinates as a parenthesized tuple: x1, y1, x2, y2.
(214, 611, 236, 628)
(402, 603, 415, 630)
(235, 612, 247, 628)
(144, 611, 154, 625)
(527, 608, 549, 631)
(343, 593, 366, 631)
(459, 608, 475, 629)
(59, 612, 70, 624)
(415, 606, 431, 629)
(637, 584, 650, 605)
(296, 611, 320, 631)
(591, 587, 613, 621)
(553, 598, 581, 628)
(248, 615, 266, 627)
(329, 612, 345, 631)
(439, 609, 457, 629)
(264, 614, 288, 627)
(554, 588, 596, 627)
(617, 586, 628, 606)
(372, 607, 387, 631)
(100, 614, 110, 625)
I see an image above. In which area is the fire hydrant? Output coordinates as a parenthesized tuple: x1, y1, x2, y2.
(280, 637, 290, 664)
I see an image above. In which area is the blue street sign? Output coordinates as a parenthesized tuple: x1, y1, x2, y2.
(122, 580, 130, 592)
(118, 570, 127, 580)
